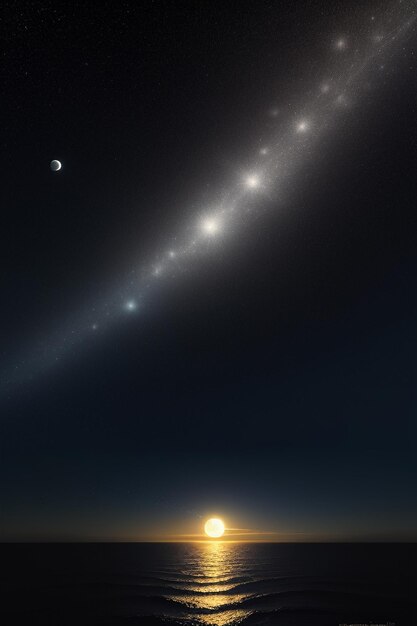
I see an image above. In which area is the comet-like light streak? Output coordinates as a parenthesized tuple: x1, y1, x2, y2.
(1, 2, 416, 392)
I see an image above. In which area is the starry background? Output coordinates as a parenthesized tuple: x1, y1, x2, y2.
(1, 1, 416, 541)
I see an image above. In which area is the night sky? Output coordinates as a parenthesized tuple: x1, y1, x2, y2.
(1, 1, 416, 542)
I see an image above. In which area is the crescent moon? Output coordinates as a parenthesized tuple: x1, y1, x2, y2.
(50, 160, 62, 172)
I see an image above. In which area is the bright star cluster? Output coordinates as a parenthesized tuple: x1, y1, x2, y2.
(201, 217, 221, 236)
(1, 2, 416, 391)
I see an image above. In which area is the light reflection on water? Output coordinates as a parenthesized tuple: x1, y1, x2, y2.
(195, 608, 250, 626)
(2, 543, 410, 626)
(141, 542, 412, 626)
(162, 542, 256, 625)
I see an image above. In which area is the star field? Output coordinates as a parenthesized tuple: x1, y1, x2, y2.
(1, 1, 416, 392)
(1, 0, 417, 549)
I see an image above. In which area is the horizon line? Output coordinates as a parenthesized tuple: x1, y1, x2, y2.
(1, 538, 416, 544)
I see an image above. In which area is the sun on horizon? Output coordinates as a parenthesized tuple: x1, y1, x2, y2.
(204, 518, 225, 538)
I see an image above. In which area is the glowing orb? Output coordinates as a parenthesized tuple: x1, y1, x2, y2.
(245, 174, 260, 189)
(125, 300, 137, 311)
(335, 38, 347, 50)
(201, 217, 220, 235)
(204, 518, 225, 538)
(296, 120, 310, 133)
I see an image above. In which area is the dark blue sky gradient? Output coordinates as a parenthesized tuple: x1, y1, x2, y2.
(1, 1, 416, 541)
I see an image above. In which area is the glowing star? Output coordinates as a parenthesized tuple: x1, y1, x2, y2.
(296, 119, 309, 133)
(259, 147, 268, 156)
(335, 38, 347, 50)
(204, 518, 225, 538)
(201, 217, 220, 235)
(320, 83, 330, 94)
(92, 324, 98, 331)
(168, 250, 176, 259)
(125, 300, 137, 311)
(245, 174, 260, 189)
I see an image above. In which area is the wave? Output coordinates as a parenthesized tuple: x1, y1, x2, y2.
(140, 587, 390, 615)
(3, 544, 414, 626)
(91, 604, 377, 626)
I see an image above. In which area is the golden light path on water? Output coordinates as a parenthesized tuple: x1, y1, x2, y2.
(166, 542, 253, 626)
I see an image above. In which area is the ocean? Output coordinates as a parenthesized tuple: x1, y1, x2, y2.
(1, 542, 415, 625)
